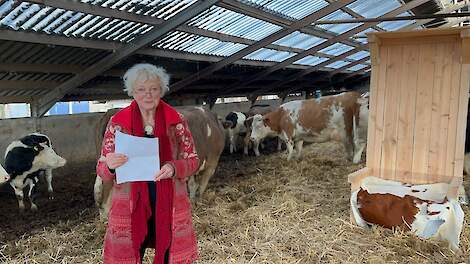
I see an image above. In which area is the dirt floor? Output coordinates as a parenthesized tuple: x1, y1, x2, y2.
(0, 142, 470, 263)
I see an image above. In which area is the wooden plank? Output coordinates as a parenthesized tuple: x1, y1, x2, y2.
(434, 42, 454, 182)
(370, 46, 390, 176)
(365, 40, 380, 170)
(462, 38, 470, 64)
(371, 26, 466, 40)
(450, 64, 470, 198)
(380, 45, 403, 181)
(445, 42, 462, 180)
(411, 44, 436, 183)
(379, 35, 459, 46)
(395, 44, 419, 182)
(427, 43, 446, 182)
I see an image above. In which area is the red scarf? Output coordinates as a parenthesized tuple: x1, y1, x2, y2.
(113, 100, 174, 264)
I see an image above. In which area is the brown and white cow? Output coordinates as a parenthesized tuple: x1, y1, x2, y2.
(244, 104, 282, 156)
(351, 176, 464, 251)
(250, 91, 368, 162)
(94, 106, 225, 220)
(177, 106, 225, 200)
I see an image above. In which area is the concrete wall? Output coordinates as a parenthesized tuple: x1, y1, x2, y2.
(0, 113, 105, 169)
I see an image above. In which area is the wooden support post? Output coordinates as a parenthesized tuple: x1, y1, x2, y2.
(207, 97, 217, 110)
(30, 100, 41, 132)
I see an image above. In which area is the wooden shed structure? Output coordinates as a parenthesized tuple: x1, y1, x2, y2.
(349, 27, 470, 203)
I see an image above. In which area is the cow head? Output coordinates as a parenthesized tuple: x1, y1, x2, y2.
(250, 114, 274, 143)
(35, 143, 67, 169)
(0, 164, 9, 184)
(222, 120, 234, 129)
(28, 133, 67, 169)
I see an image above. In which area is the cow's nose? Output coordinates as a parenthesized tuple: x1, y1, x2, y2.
(2, 175, 9, 182)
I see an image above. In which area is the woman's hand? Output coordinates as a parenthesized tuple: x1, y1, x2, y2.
(155, 164, 175, 181)
(105, 153, 128, 170)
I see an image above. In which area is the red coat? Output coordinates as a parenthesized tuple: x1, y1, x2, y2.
(97, 102, 199, 264)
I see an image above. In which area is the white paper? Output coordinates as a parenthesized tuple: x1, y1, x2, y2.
(114, 130, 160, 184)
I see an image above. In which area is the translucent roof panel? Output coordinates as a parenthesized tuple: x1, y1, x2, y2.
(347, 0, 402, 18)
(187, 6, 282, 41)
(242, 0, 329, 20)
(154, 31, 248, 57)
(325, 60, 350, 69)
(347, 51, 370, 61)
(353, 28, 378, 44)
(319, 43, 354, 56)
(378, 12, 415, 31)
(347, 64, 368, 72)
(0, 0, 201, 41)
(294, 56, 329, 66)
(273, 31, 326, 50)
(243, 48, 296, 62)
(317, 10, 362, 35)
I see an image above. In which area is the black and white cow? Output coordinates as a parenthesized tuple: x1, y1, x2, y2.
(222, 111, 247, 154)
(4, 133, 66, 211)
(0, 164, 9, 184)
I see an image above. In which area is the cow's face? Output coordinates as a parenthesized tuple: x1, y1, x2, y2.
(250, 114, 272, 142)
(0, 165, 9, 184)
(35, 143, 67, 169)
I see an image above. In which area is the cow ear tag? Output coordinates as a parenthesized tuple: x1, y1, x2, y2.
(33, 146, 39, 151)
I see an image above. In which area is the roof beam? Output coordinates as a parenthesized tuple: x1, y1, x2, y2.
(248, 48, 361, 97)
(328, 56, 370, 75)
(217, 0, 367, 51)
(0, 80, 59, 90)
(169, 0, 356, 94)
(221, 0, 429, 96)
(33, 0, 219, 116)
(313, 12, 470, 25)
(22, 0, 329, 61)
(324, 0, 384, 32)
(0, 30, 316, 69)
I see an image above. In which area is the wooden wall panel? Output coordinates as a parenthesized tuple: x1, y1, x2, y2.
(411, 44, 436, 183)
(395, 44, 419, 181)
(380, 45, 403, 181)
(370, 46, 389, 176)
(434, 42, 454, 182)
(445, 42, 462, 180)
(428, 43, 448, 183)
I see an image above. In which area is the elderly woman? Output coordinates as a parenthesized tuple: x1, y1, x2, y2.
(96, 63, 199, 264)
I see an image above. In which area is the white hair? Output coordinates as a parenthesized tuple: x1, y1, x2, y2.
(123, 63, 170, 97)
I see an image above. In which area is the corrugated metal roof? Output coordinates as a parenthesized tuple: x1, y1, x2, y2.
(243, 48, 296, 62)
(346, 64, 368, 71)
(317, 10, 362, 34)
(347, 50, 369, 60)
(187, 6, 282, 41)
(319, 42, 355, 56)
(378, 12, 416, 31)
(273, 31, 326, 50)
(240, 0, 329, 20)
(0, 0, 448, 103)
(325, 60, 350, 69)
(347, 0, 402, 18)
(154, 31, 248, 56)
(293, 55, 329, 66)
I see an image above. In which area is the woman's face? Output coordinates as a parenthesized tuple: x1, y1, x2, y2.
(132, 78, 162, 112)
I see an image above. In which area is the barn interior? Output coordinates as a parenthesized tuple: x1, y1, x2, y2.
(1, 0, 470, 263)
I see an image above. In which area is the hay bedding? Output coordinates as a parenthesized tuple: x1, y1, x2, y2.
(0, 144, 469, 263)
